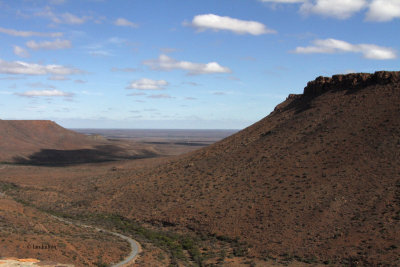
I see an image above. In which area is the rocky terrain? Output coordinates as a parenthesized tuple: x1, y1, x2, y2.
(1, 71, 399, 266)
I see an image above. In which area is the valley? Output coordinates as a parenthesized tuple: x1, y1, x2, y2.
(0, 71, 399, 266)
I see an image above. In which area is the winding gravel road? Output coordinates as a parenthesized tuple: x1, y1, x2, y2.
(50, 215, 141, 267)
(0, 189, 140, 266)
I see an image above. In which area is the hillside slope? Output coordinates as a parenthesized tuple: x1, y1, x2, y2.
(4, 72, 399, 265)
(98, 71, 400, 265)
(0, 120, 93, 161)
(0, 120, 155, 164)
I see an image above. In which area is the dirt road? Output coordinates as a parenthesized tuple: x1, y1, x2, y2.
(50, 215, 141, 267)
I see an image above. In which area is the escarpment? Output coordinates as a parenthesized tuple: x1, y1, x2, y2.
(304, 71, 400, 96)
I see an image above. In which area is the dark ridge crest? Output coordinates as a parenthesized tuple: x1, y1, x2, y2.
(304, 71, 400, 96)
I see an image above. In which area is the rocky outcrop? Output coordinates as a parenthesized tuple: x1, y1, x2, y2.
(304, 71, 400, 96)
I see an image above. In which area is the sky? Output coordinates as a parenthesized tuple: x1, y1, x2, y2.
(0, 0, 398, 129)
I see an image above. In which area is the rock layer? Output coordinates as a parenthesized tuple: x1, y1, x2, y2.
(304, 71, 400, 96)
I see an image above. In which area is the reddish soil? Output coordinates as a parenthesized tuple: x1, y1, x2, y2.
(0, 195, 130, 266)
(0, 120, 187, 165)
(0, 120, 93, 161)
(1, 71, 399, 266)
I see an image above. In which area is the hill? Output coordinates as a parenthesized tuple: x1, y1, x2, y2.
(0, 120, 91, 162)
(95, 71, 399, 265)
(0, 120, 155, 165)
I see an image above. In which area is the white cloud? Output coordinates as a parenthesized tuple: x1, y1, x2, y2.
(13, 46, 30, 58)
(127, 78, 168, 90)
(0, 27, 62, 37)
(300, 0, 367, 19)
(261, 0, 400, 21)
(190, 14, 276, 35)
(147, 94, 173, 99)
(26, 39, 72, 50)
(366, 0, 400, 21)
(263, 0, 370, 20)
(0, 59, 84, 75)
(15, 89, 73, 97)
(143, 54, 231, 75)
(114, 18, 138, 28)
(36, 7, 88, 25)
(293, 38, 397, 60)
(48, 75, 69, 81)
(89, 50, 112, 57)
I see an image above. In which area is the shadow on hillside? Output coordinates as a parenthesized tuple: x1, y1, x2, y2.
(12, 145, 158, 166)
(281, 95, 314, 114)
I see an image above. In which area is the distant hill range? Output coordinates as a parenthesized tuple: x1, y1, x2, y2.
(100, 71, 400, 265)
(0, 120, 154, 165)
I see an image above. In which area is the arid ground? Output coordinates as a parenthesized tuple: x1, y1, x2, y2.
(1, 71, 399, 266)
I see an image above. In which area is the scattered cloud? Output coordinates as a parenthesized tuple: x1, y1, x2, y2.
(147, 94, 173, 99)
(127, 92, 146, 96)
(13, 46, 30, 58)
(48, 75, 69, 81)
(189, 14, 276, 35)
(366, 0, 400, 21)
(27, 82, 56, 89)
(300, 0, 367, 19)
(0, 59, 84, 75)
(185, 97, 197, 100)
(36, 7, 89, 25)
(114, 18, 138, 28)
(111, 67, 138, 72)
(15, 89, 73, 97)
(127, 78, 168, 90)
(143, 54, 231, 75)
(261, 0, 400, 21)
(74, 79, 87, 84)
(0, 26, 62, 37)
(26, 39, 71, 50)
(293, 38, 397, 60)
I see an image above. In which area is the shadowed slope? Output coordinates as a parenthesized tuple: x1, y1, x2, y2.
(0, 120, 157, 165)
(0, 120, 95, 162)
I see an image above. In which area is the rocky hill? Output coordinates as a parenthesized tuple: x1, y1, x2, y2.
(95, 71, 399, 265)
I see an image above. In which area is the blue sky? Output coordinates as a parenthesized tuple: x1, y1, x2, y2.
(0, 0, 398, 129)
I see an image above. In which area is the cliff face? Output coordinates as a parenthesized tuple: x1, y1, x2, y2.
(304, 71, 400, 96)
